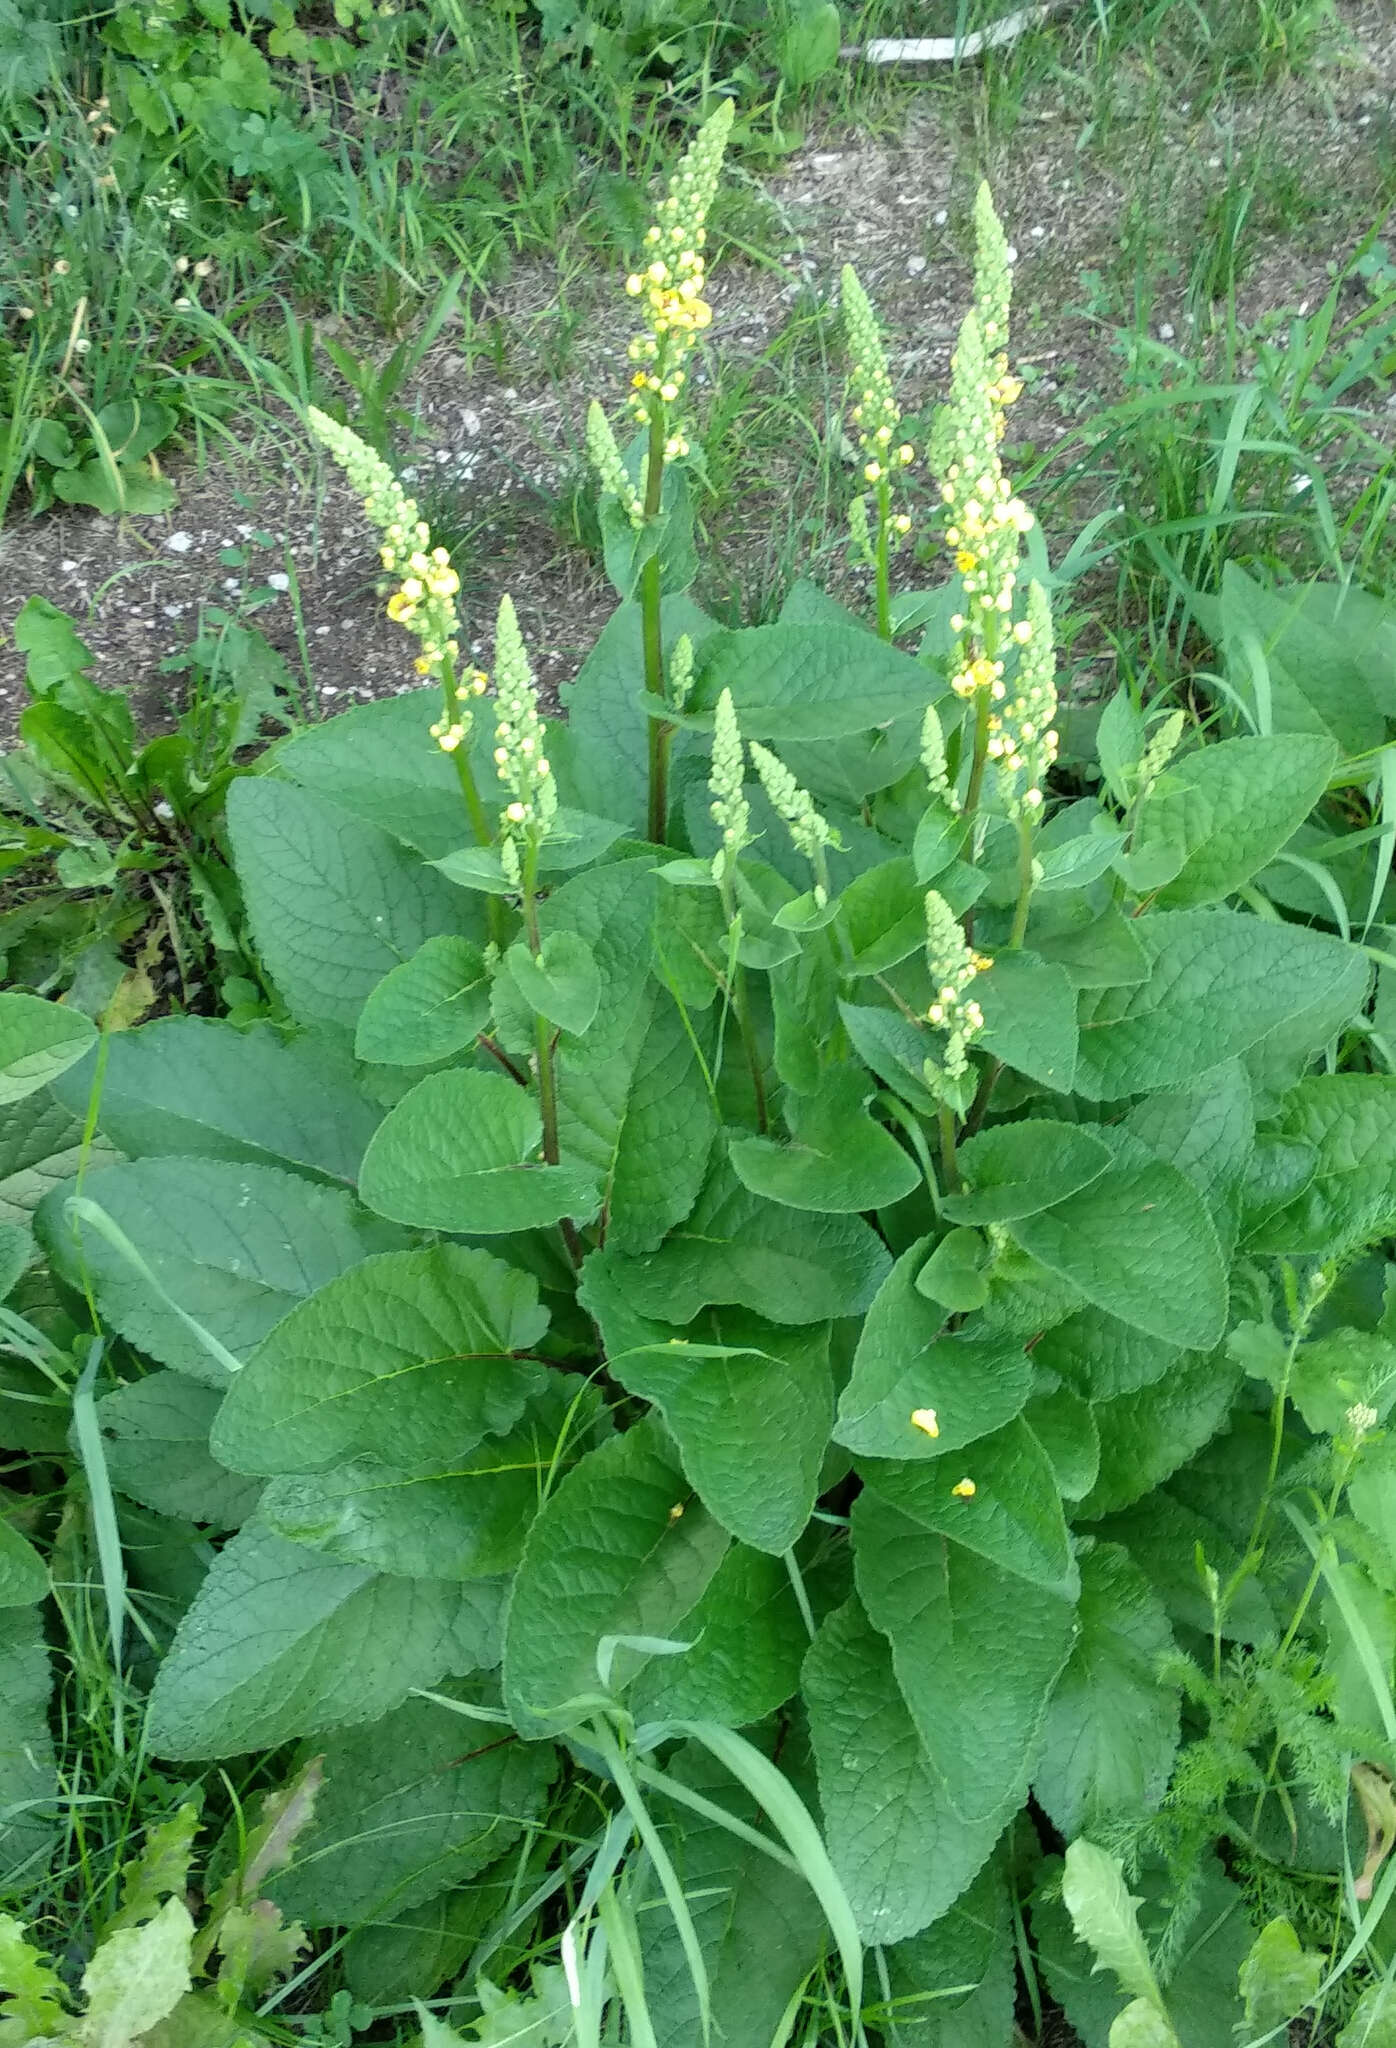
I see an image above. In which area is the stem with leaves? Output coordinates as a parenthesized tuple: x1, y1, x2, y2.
(641, 406, 670, 845)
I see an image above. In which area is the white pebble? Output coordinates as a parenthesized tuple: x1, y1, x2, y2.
(933, 208, 948, 225)
(1158, 322, 1175, 341)
(60, 557, 78, 572)
(167, 531, 193, 553)
(267, 572, 290, 591)
(162, 603, 184, 619)
(907, 254, 927, 276)
(461, 408, 481, 435)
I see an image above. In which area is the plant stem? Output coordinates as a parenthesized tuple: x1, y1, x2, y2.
(642, 405, 669, 844)
(938, 1104, 959, 1192)
(522, 836, 561, 1168)
(958, 682, 993, 860)
(440, 657, 492, 848)
(733, 965, 768, 1133)
(874, 477, 892, 640)
(1007, 814, 1036, 949)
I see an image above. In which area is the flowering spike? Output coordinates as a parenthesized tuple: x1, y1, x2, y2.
(586, 401, 644, 527)
(841, 264, 914, 555)
(622, 99, 733, 459)
(921, 704, 959, 810)
(668, 634, 695, 713)
(708, 687, 750, 889)
(1137, 708, 1187, 797)
(307, 408, 466, 741)
(989, 579, 1058, 817)
(923, 889, 990, 1080)
(749, 741, 834, 901)
(491, 596, 557, 876)
(972, 181, 1013, 355)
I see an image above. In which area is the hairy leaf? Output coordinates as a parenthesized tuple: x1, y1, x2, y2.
(862, 1417, 1075, 1597)
(0, 992, 95, 1106)
(729, 1065, 918, 1213)
(97, 1376, 261, 1529)
(1134, 734, 1338, 908)
(355, 936, 491, 1065)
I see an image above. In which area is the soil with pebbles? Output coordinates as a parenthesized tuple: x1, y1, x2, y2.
(0, 0, 1392, 739)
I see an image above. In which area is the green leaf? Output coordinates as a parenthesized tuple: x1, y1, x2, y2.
(1032, 903, 1152, 991)
(1123, 1060, 1253, 1257)
(1079, 1345, 1242, 1518)
(38, 1159, 405, 1386)
(0, 1910, 66, 2041)
(1061, 1840, 1163, 2010)
(881, 1860, 1015, 2048)
(146, 1520, 502, 1760)
(505, 931, 601, 1038)
(274, 689, 489, 858)
(1239, 1920, 1322, 2034)
(1096, 691, 1146, 806)
(635, 1740, 827, 2048)
(863, 1417, 1075, 1596)
(0, 1509, 45, 1607)
(52, 1018, 382, 1186)
(837, 1002, 940, 1117)
(1109, 1999, 1180, 2047)
(538, 856, 659, 1069)
(226, 777, 464, 1032)
(1248, 1076, 1396, 1256)
(915, 1228, 989, 1312)
(853, 1492, 1075, 1828)
(1074, 910, 1366, 1101)
(358, 1068, 599, 1234)
(502, 1416, 730, 1736)
(803, 1597, 1003, 1944)
(691, 624, 938, 741)
(1337, 1982, 1396, 2048)
(1213, 562, 1395, 752)
(837, 860, 927, 976)
(1026, 1382, 1100, 1500)
(942, 1120, 1112, 1225)
(1291, 1328, 1396, 1437)
(630, 1547, 807, 1727)
(601, 1308, 832, 1554)
(258, 1377, 599, 1581)
(558, 994, 717, 1257)
(213, 1245, 549, 1477)
(976, 952, 1078, 1092)
(1033, 1543, 1178, 1839)
(0, 993, 95, 1105)
(80, 1896, 194, 2048)
(355, 936, 491, 1066)
(1008, 1130, 1227, 1351)
(598, 1162, 891, 1325)
(1095, 1491, 1275, 1646)
(96, 1376, 261, 1530)
(559, 596, 715, 829)
(1132, 734, 1338, 908)
(0, 1607, 56, 1887)
(835, 1241, 1033, 1459)
(1034, 1310, 1180, 1401)
(728, 1065, 918, 1213)
(266, 1692, 556, 1928)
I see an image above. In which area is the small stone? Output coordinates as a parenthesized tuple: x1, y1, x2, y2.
(167, 531, 193, 553)
(1158, 322, 1175, 341)
(933, 208, 948, 226)
(315, 625, 330, 637)
(321, 685, 339, 698)
(1030, 225, 1046, 239)
(162, 603, 184, 619)
(907, 254, 927, 276)
(461, 408, 481, 435)
(60, 557, 78, 572)
(222, 577, 240, 592)
(267, 572, 290, 591)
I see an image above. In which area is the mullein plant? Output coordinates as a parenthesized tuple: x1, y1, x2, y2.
(586, 97, 735, 844)
(306, 407, 492, 845)
(841, 264, 915, 639)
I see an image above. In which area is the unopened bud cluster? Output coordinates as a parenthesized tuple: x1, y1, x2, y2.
(585, 402, 644, 528)
(624, 99, 733, 465)
(750, 742, 834, 903)
(923, 889, 991, 1080)
(920, 705, 959, 811)
(491, 596, 557, 883)
(987, 580, 1058, 815)
(307, 410, 476, 744)
(708, 687, 751, 891)
(842, 265, 915, 541)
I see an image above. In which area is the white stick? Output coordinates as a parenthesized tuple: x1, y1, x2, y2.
(843, 1, 1062, 63)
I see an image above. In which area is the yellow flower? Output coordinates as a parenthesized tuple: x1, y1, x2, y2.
(910, 1408, 940, 1438)
(952, 1477, 977, 1499)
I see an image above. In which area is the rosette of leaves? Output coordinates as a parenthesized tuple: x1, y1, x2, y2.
(7, 201, 1396, 2040)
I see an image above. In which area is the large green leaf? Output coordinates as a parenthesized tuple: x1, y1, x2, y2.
(862, 1417, 1075, 1597)
(853, 1492, 1076, 1828)
(274, 688, 484, 857)
(226, 777, 464, 1032)
(803, 1597, 1002, 1944)
(266, 1691, 556, 1928)
(0, 1091, 115, 1228)
(258, 1378, 600, 1581)
(358, 1068, 599, 1234)
(597, 1162, 890, 1326)
(1132, 734, 1338, 908)
(636, 1739, 827, 2048)
(1213, 563, 1396, 751)
(1034, 1310, 1180, 1402)
(1074, 910, 1366, 1101)
(1079, 1345, 1243, 1518)
(1247, 1076, 1396, 1256)
(882, 1860, 1016, 2048)
(1007, 1130, 1227, 1351)
(538, 856, 660, 1070)
(559, 596, 715, 828)
(355, 936, 491, 1066)
(0, 1606, 56, 1887)
(605, 1313, 832, 1555)
(97, 1375, 261, 1530)
(557, 993, 717, 1256)
(503, 1416, 730, 1737)
(975, 952, 1078, 1093)
(213, 1245, 549, 1476)
(0, 1509, 46, 1607)
(145, 1521, 503, 1760)
(51, 1018, 382, 1186)
(38, 1159, 405, 1385)
(0, 993, 95, 1106)
(690, 624, 937, 740)
(1123, 1061, 1253, 1257)
(834, 1241, 1033, 1461)
(942, 1119, 1112, 1225)
(1093, 1492, 1275, 1646)
(631, 1547, 807, 1727)
(1033, 1543, 1178, 1838)
(728, 1065, 919, 1213)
